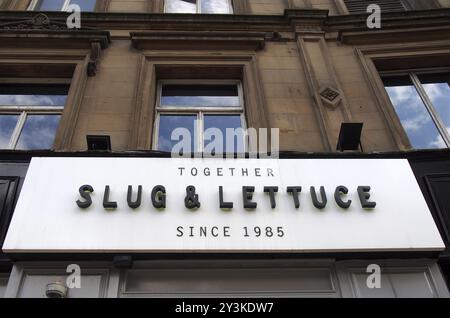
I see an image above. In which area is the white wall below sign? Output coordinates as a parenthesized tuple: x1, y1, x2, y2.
(2, 157, 445, 253)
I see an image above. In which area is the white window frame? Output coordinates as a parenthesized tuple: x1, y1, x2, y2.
(153, 79, 247, 154)
(0, 84, 66, 150)
(164, 0, 234, 14)
(381, 68, 450, 148)
(27, 0, 96, 11)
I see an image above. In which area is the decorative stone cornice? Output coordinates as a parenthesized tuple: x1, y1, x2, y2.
(0, 13, 68, 30)
(0, 9, 449, 44)
(0, 14, 111, 76)
(325, 8, 450, 44)
(130, 30, 267, 51)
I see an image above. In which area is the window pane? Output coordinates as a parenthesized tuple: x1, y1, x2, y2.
(419, 73, 450, 136)
(161, 84, 240, 107)
(0, 85, 68, 106)
(16, 115, 61, 150)
(165, 0, 197, 13)
(201, 0, 232, 14)
(0, 115, 19, 149)
(158, 115, 197, 152)
(383, 76, 446, 149)
(35, 0, 66, 10)
(70, 0, 97, 11)
(204, 115, 244, 153)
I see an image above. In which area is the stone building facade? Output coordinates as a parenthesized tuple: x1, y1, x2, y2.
(0, 0, 450, 298)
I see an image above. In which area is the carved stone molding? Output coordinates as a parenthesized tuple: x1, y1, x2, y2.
(0, 14, 110, 76)
(295, 33, 355, 151)
(319, 87, 342, 108)
(130, 30, 266, 51)
(0, 13, 68, 30)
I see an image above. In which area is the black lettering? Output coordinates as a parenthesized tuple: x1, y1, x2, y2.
(103, 185, 118, 209)
(185, 185, 201, 209)
(243, 186, 257, 209)
(127, 185, 142, 209)
(76, 185, 93, 209)
(151, 185, 166, 209)
(287, 186, 302, 209)
(358, 186, 376, 209)
(177, 226, 184, 237)
(264, 186, 279, 209)
(310, 186, 327, 210)
(219, 186, 233, 209)
(334, 186, 352, 209)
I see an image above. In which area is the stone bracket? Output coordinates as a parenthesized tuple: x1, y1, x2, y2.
(88, 41, 102, 77)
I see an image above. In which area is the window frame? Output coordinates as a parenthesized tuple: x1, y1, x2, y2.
(0, 81, 68, 150)
(338, 0, 441, 14)
(164, 0, 234, 14)
(152, 79, 247, 154)
(27, 0, 97, 11)
(380, 68, 450, 149)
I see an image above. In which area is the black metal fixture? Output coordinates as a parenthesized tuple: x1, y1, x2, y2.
(113, 255, 133, 269)
(337, 123, 364, 152)
(86, 135, 111, 151)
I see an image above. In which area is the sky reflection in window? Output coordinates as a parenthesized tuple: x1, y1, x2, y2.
(70, 0, 97, 11)
(384, 76, 446, 149)
(35, 0, 66, 10)
(161, 84, 240, 107)
(158, 115, 197, 152)
(35, 0, 96, 11)
(204, 115, 244, 153)
(201, 0, 232, 13)
(16, 115, 61, 150)
(0, 95, 67, 107)
(165, 0, 197, 13)
(419, 73, 450, 136)
(0, 115, 19, 149)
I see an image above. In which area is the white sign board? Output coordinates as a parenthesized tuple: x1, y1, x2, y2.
(2, 157, 445, 253)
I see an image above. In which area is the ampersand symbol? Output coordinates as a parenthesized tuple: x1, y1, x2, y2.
(185, 185, 201, 209)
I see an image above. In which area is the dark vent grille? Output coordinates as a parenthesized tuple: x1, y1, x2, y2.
(344, 0, 406, 13)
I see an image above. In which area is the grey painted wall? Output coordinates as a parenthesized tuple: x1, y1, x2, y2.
(0, 274, 8, 298)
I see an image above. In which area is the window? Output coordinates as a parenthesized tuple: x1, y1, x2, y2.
(344, 0, 406, 13)
(29, 0, 97, 11)
(382, 71, 450, 149)
(165, 0, 233, 14)
(0, 84, 68, 150)
(154, 81, 246, 154)
(342, 0, 440, 13)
